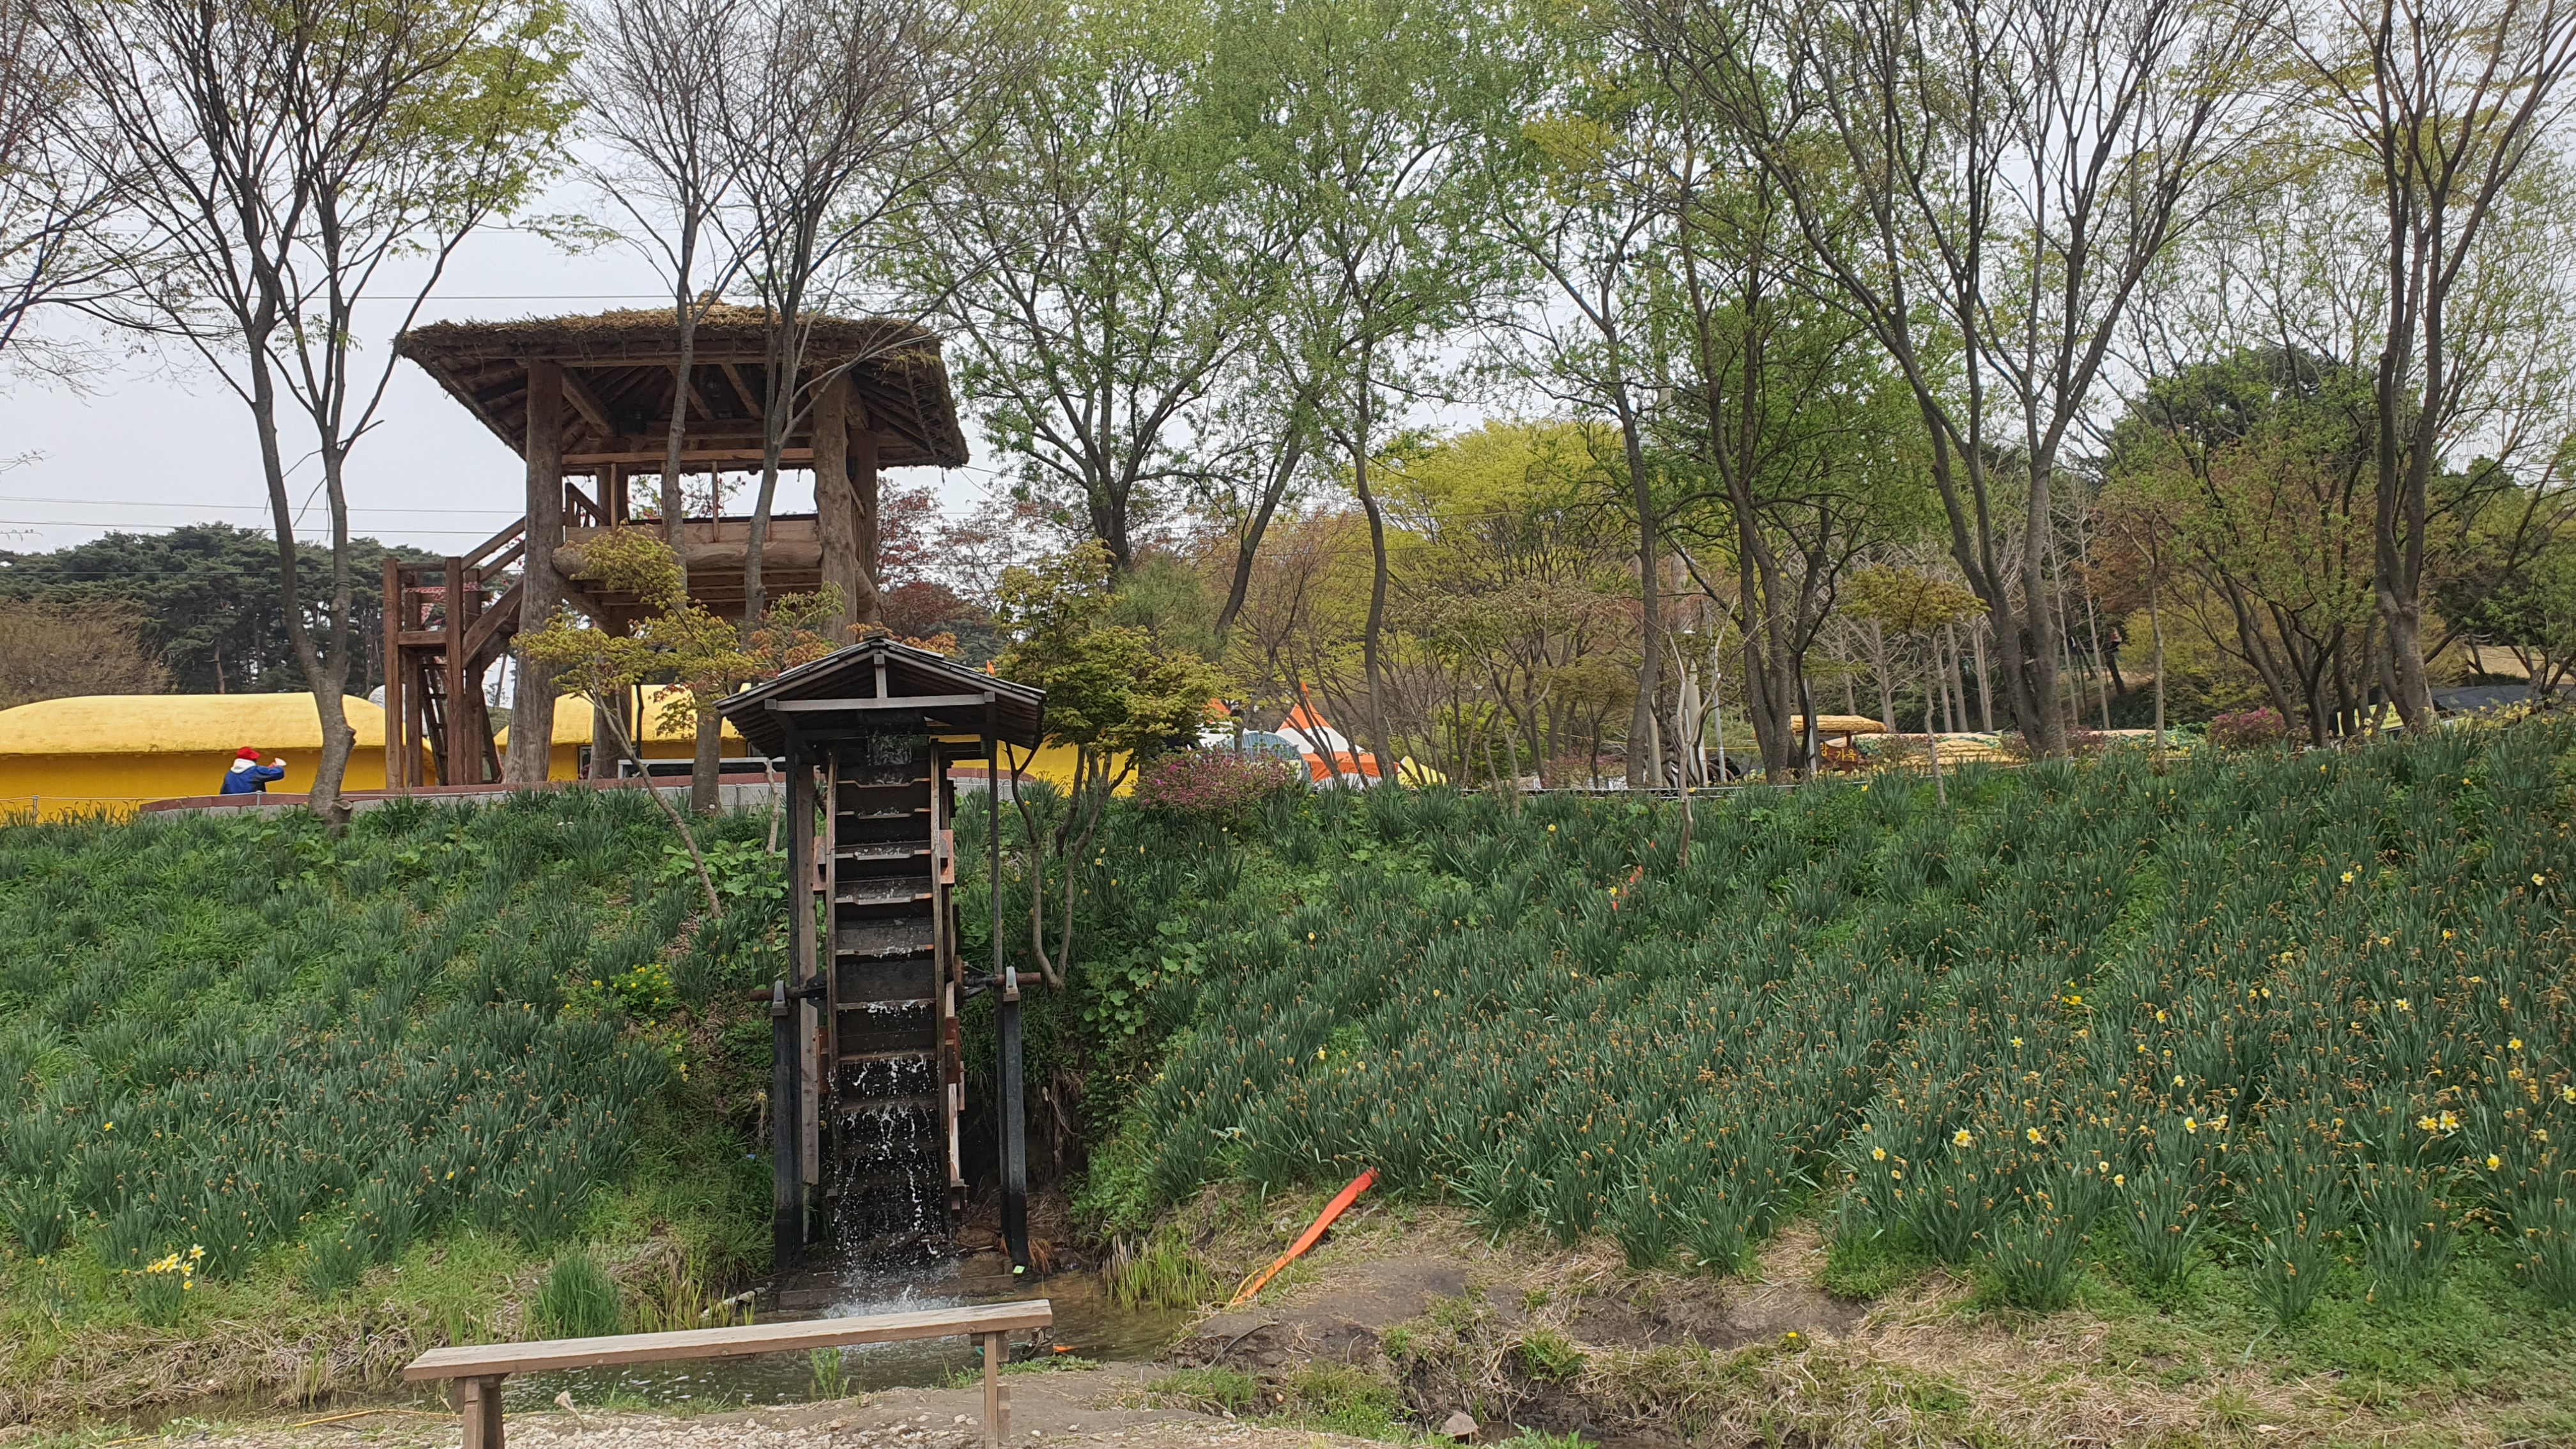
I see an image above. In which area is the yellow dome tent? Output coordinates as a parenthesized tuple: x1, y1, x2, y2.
(0, 694, 394, 819)
(494, 689, 748, 781)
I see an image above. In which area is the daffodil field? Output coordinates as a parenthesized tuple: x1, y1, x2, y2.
(0, 791, 776, 1337)
(1104, 721, 2576, 1321)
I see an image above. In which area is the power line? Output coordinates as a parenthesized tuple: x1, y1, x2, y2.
(1, 495, 518, 516)
(0, 519, 506, 537)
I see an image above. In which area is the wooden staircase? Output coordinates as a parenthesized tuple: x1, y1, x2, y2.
(383, 527, 523, 787)
(820, 735, 959, 1250)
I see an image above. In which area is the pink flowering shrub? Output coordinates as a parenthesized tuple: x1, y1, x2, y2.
(2210, 707, 2291, 750)
(1131, 750, 1304, 818)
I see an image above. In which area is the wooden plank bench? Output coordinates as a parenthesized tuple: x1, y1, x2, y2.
(403, 1300, 1053, 1449)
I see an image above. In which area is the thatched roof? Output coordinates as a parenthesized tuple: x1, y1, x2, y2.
(394, 305, 969, 470)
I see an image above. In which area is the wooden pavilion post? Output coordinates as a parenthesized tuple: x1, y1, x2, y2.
(506, 362, 565, 783)
(782, 728, 818, 1256)
(813, 370, 860, 645)
(381, 556, 405, 790)
(443, 554, 473, 784)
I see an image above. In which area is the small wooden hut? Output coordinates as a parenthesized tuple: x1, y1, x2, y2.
(384, 307, 969, 788)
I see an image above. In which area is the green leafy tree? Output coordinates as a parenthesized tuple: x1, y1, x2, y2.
(1632, 0, 2286, 758)
(905, 0, 1288, 579)
(2104, 349, 2383, 744)
(1843, 565, 1986, 803)
(1655, 169, 1932, 782)
(1207, 0, 1528, 772)
(0, 524, 431, 694)
(519, 528, 845, 914)
(47, 0, 576, 821)
(992, 540, 1219, 988)
(2453, 523, 2576, 700)
(2293, 0, 2576, 730)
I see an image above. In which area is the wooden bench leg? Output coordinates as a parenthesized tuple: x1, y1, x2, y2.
(456, 1375, 506, 1449)
(981, 1333, 1008, 1449)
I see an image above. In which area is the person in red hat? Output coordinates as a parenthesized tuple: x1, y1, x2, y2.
(220, 746, 288, 795)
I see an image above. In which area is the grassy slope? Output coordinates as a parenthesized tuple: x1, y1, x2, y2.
(0, 792, 787, 1425)
(1076, 723, 2576, 1441)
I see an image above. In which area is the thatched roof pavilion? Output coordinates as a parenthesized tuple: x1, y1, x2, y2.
(381, 305, 970, 791)
(394, 305, 970, 470)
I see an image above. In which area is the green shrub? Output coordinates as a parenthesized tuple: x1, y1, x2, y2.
(532, 1248, 622, 1339)
(2510, 1195, 2576, 1308)
(2355, 1162, 2452, 1303)
(0, 1179, 71, 1257)
(2121, 1167, 2203, 1291)
(1516, 1328, 1584, 1383)
(1987, 1205, 2088, 1311)
(1107, 1227, 1218, 1310)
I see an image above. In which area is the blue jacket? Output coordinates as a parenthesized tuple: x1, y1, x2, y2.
(220, 760, 287, 795)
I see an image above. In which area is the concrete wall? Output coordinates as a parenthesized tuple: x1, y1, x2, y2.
(0, 747, 395, 821)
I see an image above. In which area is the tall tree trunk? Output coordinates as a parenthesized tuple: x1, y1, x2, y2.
(1215, 407, 1310, 640)
(1349, 353, 1395, 778)
(2022, 471, 2066, 755)
(2147, 551, 2166, 751)
(1623, 404, 1660, 790)
(507, 362, 565, 785)
(1972, 617, 1993, 730)
(1871, 620, 1896, 733)
(662, 320, 720, 814)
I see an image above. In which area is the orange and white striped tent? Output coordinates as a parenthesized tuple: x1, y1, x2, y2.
(1277, 700, 1384, 787)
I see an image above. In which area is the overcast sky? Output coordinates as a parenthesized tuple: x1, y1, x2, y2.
(0, 190, 1002, 558)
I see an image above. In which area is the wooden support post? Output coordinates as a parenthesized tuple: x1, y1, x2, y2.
(409, 656, 431, 790)
(812, 371, 859, 644)
(788, 740, 822, 1217)
(981, 1333, 1008, 1449)
(382, 556, 404, 791)
(506, 361, 565, 784)
(999, 967, 1029, 1273)
(770, 977, 800, 1272)
(456, 1374, 505, 1449)
(442, 555, 470, 786)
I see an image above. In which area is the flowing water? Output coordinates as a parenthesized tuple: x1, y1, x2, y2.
(500, 1255, 1190, 1413)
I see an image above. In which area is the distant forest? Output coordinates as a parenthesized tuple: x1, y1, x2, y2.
(0, 525, 433, 701)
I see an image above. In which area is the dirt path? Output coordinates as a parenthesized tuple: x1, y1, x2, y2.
(38, 1370, 1355, 1449)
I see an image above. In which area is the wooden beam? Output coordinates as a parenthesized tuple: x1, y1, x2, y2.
(767, 694, 996, 712)
(559, 368, 619, 440)
(721, 363, 764, 419)
(402, 1302, 1054, 1381)
(564, 448, 816, 466)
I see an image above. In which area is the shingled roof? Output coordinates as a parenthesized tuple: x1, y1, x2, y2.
(395, 305, 969, 470)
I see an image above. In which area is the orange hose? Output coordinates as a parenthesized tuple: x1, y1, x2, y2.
(1227, 1167, 1377, 1307)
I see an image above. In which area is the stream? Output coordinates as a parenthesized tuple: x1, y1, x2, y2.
(498, 1252, 1191, 1414)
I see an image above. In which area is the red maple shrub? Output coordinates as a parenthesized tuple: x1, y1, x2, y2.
(1131, 750, 1303, 818)
(2210, 706, 2291, 750)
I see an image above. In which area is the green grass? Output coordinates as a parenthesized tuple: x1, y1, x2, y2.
(0, 790, 787, 1422)
(1107, 1225, 1219, 1310)
(1085, 721, 2576, 1398)
(533, 1247, 623, 1338)
(1818, 1223, 1930, 1301)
